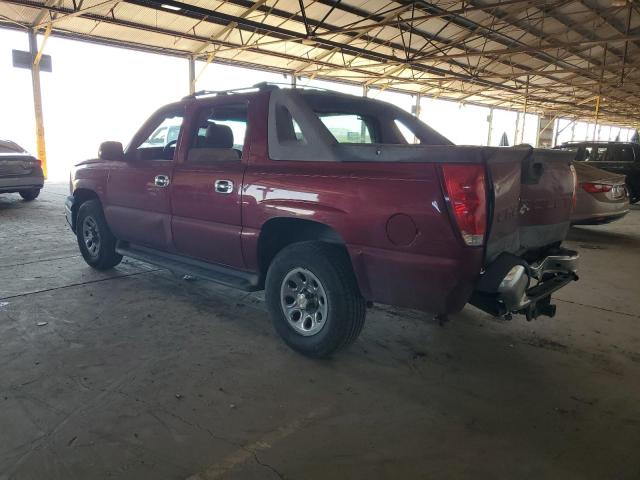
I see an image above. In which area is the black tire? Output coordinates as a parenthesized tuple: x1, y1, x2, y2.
(76, 199, 122, 270)
(265, 241, 366, 358)
(19, 188, 40, 201)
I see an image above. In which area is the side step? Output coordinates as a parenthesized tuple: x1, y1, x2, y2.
(116, 242, 261, 292)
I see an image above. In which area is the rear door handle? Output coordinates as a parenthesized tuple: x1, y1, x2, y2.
(215, 179, 234, 194)
(154, 175, 170, 187)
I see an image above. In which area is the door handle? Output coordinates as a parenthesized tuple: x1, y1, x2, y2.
(215, 179, 234, 194)
(154, 175, 170, 187)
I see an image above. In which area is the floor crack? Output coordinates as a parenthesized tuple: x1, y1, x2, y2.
(0, 269, 161, 301)
(555, 298, 640, 319)
(252, 450, 285, 480)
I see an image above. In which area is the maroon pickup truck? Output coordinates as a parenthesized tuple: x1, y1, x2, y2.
(65, 84, 579, 357)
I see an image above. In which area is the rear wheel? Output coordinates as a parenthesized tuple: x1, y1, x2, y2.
(19, 188, 40, 201)
(76, 200, 122, 270)
(265, 241, 366, 358)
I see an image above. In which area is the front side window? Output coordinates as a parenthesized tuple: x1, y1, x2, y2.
(582, 146, 595, 161)
(318, 113, 374, 144)
(595, 146, 608, 161)
(133, 113, 183, 161)
(139, 116, 183, 149)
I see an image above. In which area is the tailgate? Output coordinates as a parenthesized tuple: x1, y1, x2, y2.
(485, 147, 575, 263)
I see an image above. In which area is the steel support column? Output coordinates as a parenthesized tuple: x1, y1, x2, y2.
(517, 76, 529, 144)
(28, 28, 47, 178)
(514, 112, 521, 145)
(188, 55, 196, 95)
(537, 114, 556, 148)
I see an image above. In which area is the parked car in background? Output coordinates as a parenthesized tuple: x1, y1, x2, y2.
(65, 85, 579, 357)
(572, 161, 629, 225)
(556, 141, 640, 203)
(0, 139, 44, 201)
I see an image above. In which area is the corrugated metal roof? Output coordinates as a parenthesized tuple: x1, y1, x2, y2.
(2, 0, 639, 126)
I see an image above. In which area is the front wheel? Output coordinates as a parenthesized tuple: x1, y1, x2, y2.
(265, 241, 366, 358)
(19, 188, 40, 201)
(76, 199, 122, 270)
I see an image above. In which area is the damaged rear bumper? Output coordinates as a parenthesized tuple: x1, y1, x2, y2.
(470, 249, 578, 320)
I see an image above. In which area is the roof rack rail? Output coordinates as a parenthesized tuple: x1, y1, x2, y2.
(181, 81, 334, 100)
(252, 81, 281, 91)
(181, 82, 282, 100)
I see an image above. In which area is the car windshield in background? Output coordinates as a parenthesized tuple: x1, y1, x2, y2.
(0, 140, 26, 154)
(139, 116, 183, 149)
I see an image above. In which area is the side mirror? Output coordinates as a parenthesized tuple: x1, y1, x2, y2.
(98, 141, 124, 161)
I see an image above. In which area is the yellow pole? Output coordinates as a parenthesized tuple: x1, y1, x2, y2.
(28, 29, 47, 179)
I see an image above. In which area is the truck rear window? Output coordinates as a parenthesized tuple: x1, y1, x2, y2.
(317, 113, 374, 144)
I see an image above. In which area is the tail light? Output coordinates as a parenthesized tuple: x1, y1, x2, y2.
(440, 164, 487, 246)
(581, 182, 613, 193)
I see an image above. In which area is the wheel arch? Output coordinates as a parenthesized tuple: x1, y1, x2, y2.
(71, 188, 101, 232)
(257, 217, 350, 283)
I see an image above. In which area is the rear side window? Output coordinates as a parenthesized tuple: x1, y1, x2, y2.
(187, 103, 248, 164)
(275, 105, 306, 144)
(617, 146, 635, 162)
(317, 113, 374, 144)
(395, 119, 421, 144)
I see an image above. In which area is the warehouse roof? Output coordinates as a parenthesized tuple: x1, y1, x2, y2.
(2, 0, 639, 127)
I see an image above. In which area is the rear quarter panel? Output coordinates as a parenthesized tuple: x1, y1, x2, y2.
(242, 160, 484, 313)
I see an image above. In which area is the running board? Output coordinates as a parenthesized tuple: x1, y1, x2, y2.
(116, 242, 260, 292)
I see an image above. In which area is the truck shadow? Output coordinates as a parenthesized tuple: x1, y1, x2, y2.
(567, 225, 639, 248)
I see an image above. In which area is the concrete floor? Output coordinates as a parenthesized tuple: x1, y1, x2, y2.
(1, 183, 639, 480)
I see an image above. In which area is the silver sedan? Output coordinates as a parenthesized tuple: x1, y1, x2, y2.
(571, 161, 629, 225)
